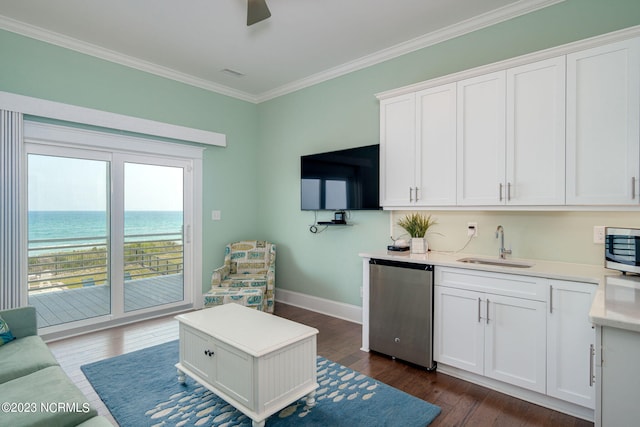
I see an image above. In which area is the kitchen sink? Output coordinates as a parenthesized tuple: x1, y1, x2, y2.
(457, 257, 534, 268)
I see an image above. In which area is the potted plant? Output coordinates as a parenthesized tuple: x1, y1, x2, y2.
(397, 213, 437, 254)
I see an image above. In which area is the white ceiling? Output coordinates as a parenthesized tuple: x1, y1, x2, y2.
(0, 0, 561, 103)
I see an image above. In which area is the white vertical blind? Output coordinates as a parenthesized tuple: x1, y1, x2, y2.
(0, 110, 24, 309)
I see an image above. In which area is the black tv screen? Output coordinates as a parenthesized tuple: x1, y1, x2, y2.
(301, 144, 380, 210)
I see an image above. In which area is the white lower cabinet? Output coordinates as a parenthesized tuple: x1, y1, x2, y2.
(434, 267, 596, 419)
(596, 326, 640, 427)
(180, 325, 253, 408)
(547, 279, 596, 409)
(434, 269, 546, 393)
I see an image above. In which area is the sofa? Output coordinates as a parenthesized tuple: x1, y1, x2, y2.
(0, 306, 112, 427)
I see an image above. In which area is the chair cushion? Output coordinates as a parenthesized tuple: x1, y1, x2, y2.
(222, 275, 267, 288)
(204, 288, 264, 310)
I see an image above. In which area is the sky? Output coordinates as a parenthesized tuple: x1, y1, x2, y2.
(28, 155, 183, 211)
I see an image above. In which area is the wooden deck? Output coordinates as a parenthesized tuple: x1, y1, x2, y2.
(29, 274, 184, 328)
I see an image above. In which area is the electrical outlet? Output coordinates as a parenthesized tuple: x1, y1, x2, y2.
(593, 225, 605, 244)
(467, 222, 478, 237)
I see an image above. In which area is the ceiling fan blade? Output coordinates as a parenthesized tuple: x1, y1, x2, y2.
(247, 0, 271, 26)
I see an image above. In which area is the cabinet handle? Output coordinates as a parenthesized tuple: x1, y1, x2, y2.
(414, 187, 419, 202)
(409, 187, 413, 202)
(204, 349, 214, 357)
(507, 182, 512, 201)
(549, 285, 553, 314)
(589, 344, 595, 387)
(478, 298, 482, 323)
(498, 183, 503, 202)
(486, 299, 490, 324)
(633, 177, 637, 200)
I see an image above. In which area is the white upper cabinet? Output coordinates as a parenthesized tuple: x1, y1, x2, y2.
(379, 32, 640, 209)
(415, 83, 457, 206)
(566, 38, 640, 205)
(456, 71, 506, 205)
(380, 85, 457, 207)
(379, 93, 416, 207)
(457, 58, 566, 206)
(506, 57, 566, 205)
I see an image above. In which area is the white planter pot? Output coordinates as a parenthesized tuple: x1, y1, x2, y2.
(410, 237, 428, 254)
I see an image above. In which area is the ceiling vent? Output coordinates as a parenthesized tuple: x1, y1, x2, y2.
(220, 68, 245, 78)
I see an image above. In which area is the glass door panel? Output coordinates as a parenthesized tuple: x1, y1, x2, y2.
(123, 162, 184, 312)
(27, 154, 110, 328)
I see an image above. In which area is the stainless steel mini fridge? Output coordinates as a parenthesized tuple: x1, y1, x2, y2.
(369, 258, 435, 369)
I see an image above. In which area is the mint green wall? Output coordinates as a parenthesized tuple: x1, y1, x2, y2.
(0, 28, 261, 287)
(2, 0, 640, 308)
(257, 0, 640, 306)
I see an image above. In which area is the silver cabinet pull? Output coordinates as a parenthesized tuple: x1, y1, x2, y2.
(633, 177, 637, 200)
(409, 187, 413, 202)
(414, 187, 419, 202)
(486, 299, 490, 324)
(549, 285, 553, 314)
(498, 183, 503, 202)
(478, 298, 482, 323)
(589, 344, 595, 387)
(507, 182, 512, 201)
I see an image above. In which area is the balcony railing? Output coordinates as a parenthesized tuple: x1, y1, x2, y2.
(28, 232, 183, 294)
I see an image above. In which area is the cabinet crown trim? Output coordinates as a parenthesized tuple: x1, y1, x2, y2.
(376, 25, 640, 100)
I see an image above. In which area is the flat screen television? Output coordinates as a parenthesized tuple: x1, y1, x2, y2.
(301, 144, 380, 211)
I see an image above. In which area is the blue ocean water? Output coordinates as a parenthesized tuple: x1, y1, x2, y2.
(28, 211, 183, 248)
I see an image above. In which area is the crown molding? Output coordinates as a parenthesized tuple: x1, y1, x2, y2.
(254, 0, 565, 102)
(0, 15, 259, 103)
(1, 1, 563, 104)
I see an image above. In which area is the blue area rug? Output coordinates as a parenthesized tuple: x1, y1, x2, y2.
(81, 340, 440, 426)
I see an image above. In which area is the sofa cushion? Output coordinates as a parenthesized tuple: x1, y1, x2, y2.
(0, 315, 15, 345)
(0, 365, 97, 427)
(0, 336, 59, 384)
(76, 415, 114, 427)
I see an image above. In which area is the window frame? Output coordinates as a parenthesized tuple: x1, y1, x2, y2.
(23, 120, 204, 335)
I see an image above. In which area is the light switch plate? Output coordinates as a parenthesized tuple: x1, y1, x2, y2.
(212, 210, 221, 221)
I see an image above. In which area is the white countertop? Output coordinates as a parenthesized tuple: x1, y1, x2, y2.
(359, 250, 640, 332)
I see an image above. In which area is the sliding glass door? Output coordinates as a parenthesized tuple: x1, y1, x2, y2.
(26, 139, 194, 331)
(27, 152, 111, 327)
(122, 161, 185, 312)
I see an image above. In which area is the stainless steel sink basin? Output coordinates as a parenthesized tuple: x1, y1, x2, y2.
(457, 257, 534, 268)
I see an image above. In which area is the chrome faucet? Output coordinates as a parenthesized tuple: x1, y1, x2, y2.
(496, 225, 512, 259)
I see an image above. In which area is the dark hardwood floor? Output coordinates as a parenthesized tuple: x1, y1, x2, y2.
(47, 302, 593, 427)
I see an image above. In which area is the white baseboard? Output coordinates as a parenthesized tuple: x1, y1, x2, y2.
(275, 289, 362, 324)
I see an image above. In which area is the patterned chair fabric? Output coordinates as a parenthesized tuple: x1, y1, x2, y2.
(205, 241, 275, 313)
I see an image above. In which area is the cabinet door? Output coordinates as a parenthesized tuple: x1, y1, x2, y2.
(212, 340, 253, 409)
(547, 280, 596, 409)
(180, 325, 216, 382)
(415, 83, 457, 206)
(599, 327, 640, 427)
(434, 285, 484, 375)
(484, 293, 546, 393)
(380, 93, 416, 206)
(457, 71, 506, 205)
(566, 37, 640, 205)
(506, 57, 566, 205)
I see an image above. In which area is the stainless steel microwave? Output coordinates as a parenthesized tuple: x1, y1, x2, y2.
(605, 227, 640, 274)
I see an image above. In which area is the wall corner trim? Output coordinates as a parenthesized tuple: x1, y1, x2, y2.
(0, 91, 227, 147)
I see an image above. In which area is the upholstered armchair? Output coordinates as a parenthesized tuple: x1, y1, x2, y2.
(204, 240, 275, 313)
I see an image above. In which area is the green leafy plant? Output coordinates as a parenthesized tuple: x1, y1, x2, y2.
(397, 213, 437, 238)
